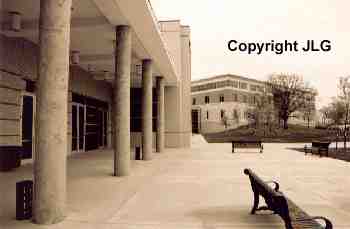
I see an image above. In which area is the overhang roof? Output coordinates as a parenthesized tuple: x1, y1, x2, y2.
(0, 0, 179, 85)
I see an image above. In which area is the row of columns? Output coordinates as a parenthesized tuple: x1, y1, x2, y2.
(113, 27, 165, 176)
(34, 1, 165, 225)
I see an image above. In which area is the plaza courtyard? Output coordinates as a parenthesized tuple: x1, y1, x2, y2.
(1, 135, 349, 229)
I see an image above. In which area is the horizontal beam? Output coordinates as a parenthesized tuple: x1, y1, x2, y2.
(1, 17, 109, 31)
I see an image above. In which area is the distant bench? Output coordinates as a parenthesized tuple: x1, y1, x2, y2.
(232, 140, 263, 153)
(304, 141, 331, 157)
(244, 168, 332, 229)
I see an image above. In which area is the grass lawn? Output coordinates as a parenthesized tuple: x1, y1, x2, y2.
(203, 124, 339, 143)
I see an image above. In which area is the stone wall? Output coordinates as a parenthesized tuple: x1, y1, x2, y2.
(0, 71, 26, 145)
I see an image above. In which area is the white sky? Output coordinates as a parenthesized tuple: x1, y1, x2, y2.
(150, 0, 350, 109)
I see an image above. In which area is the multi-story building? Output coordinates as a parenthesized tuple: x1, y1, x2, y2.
(0, 0, 191, 224)
(191, 74, 316, 133)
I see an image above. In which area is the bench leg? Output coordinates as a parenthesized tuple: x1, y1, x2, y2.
(251, 192, 260, 214)
(283, 220, 293, 229)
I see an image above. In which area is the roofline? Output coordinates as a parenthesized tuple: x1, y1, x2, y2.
(158, 19, 181, 22)
(191, 74, 265, 84)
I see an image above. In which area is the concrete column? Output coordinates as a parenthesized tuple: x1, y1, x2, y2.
(142, 59, 153, 160)
(33, 0, 72, 224)
(156, 77, 165, 153)
(114, 25, 131, 176)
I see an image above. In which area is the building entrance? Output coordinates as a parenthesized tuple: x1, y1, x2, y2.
(21, 94, 35, 159)
(72, 103, 85, 152)
(71, 93, 109, 152)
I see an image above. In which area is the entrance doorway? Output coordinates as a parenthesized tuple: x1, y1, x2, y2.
(192, 109, 200, 134)
(21, 94, 35, 159)
(97, 109, 108, 148)
(72, 103, 85, 152)
(85, 107, 108, 150)
(71, 93, 109, 152)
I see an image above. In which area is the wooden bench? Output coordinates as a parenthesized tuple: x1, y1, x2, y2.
(244, 168, 332, 229)
(232, 140, 263, 153)
(304, 141, 331, 157)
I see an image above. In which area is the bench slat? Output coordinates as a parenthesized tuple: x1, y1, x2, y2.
(244, 168, 332, 229)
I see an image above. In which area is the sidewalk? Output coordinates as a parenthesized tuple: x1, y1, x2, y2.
(1, 136, 349, 228)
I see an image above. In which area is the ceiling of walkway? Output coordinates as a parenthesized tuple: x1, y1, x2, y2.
(1, 0, 165, 87)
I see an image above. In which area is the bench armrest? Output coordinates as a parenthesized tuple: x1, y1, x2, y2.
(265, 180, 280, 192)
(296, 216, 333, 229)
(312, 216, 333, 229)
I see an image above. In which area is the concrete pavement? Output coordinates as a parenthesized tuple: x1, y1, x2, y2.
(1, 135, 349, 228)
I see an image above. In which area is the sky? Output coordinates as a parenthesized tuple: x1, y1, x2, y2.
(150, 0, 350, 109)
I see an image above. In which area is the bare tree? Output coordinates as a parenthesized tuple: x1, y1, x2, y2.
(338, 76, 350, 151)
(302, 91, 317, 128)
(328, 98, 345, 126)
(268, 73, 313, 129)
(246, 92, 275, 134)
(319, 105, 331, 126)
(325, 77, 350, 152)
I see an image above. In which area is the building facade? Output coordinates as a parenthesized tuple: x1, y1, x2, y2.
(0, 0, 191, 224)
(191, 74, 316, 133)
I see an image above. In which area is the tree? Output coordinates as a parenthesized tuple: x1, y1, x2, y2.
(325, 76, 350, 152)
(268, 73, 314, 129)
(246, 92, 276, 135)
(328, 98, 346, 126)
(319, 105, 331, 126)
(337, 76, 350, 151)
(302, 93, 316, 128)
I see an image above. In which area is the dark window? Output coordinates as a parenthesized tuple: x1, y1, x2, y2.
(232, 81, 238, 88)
(239, 82, 248, 89)
(233, 93, 238, 102)
(205, 96, 210, 104)
(219, 95, 224, 103)
(250, 85, 258, 91)
(233, 109, 239, 120)
(192, 98, 196, 105)
(242, 95, 247, 103)
(206, 111, 209, 119)
(220, 110, 225, 119)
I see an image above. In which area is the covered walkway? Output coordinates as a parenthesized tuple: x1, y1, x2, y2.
(1, 137, 350, 228)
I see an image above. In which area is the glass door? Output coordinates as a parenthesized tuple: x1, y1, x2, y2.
(72, 103, 85, 152)
(21, 94, 35, 159)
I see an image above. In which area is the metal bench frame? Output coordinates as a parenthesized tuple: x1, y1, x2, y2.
(244, 168, 332, 229)
(304, 141, 330, 157)
(232, 141, 263, 153)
